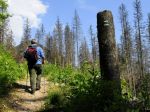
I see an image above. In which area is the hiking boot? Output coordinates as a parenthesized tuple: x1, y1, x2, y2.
(36, 87, 40, 91)
(31, 90, 35, 94)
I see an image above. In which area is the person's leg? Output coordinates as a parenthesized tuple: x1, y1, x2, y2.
(35, 64, 42, 90)
(29, 66, 37, 94)
(36, 74, 41, 90)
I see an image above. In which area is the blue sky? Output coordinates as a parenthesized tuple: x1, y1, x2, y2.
(8, 0, 150, 45)
(39, 0, 150, 43)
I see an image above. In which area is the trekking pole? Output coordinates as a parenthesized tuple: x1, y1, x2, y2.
(26, 65, 29, 91)
(43, 64, 46, 94)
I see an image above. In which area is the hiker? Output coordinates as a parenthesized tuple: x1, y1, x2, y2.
(24, 39, 45, 94)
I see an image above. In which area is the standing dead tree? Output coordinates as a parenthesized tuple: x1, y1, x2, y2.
(97, 10, 121, 111)
(97, 10, 120, 82)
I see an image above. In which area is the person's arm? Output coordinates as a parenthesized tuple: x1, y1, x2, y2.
(42, 57, 45, 64)
(39, 47, 45, 64)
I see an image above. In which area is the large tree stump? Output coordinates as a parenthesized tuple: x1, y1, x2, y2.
(97, 10, 120, 81)
(97, 10, 121, 111)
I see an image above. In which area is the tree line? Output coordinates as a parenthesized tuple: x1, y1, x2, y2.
(0, 0, 149, 69)
(16, 10, 99, 68)
(118, 0, 150, 103)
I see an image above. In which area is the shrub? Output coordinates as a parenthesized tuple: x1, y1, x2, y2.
(43, 86, 68, 112)
(0, 46, 25, 87)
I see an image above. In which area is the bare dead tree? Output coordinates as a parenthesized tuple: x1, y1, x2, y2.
(133, 0, 144, 78)
(73, 10, 81, 67)
(55, 17, 64, 66)
(97, 10, 121, 109)
(64, 24, 73, 67)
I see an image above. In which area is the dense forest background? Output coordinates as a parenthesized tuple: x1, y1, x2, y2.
(0, 0, 150, 111)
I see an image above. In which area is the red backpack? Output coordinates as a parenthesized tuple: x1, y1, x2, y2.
(25, 46, 38, 65)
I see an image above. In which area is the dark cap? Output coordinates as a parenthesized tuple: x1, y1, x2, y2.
(31, 39, 37, 44)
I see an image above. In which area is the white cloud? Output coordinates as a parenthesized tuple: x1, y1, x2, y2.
(9, 16, 24, 42)
(7, 0, 48, 45)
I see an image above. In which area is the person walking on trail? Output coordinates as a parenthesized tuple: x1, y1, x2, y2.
(24, 39, 45, 94)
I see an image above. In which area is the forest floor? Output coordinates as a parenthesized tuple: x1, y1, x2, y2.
(0, 77, 50, 112)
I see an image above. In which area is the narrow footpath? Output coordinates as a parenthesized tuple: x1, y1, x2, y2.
(7, 77, 49, 112)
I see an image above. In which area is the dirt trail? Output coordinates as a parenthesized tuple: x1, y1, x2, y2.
(8, 77, 50, 112)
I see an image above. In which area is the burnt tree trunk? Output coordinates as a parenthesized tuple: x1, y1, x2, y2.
(97, 10, 122, 111)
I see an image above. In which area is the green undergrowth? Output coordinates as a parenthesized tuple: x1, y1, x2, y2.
(0, 45, 26, 95)
(42, 62, 142, 111)
(42, 62, 103, 112)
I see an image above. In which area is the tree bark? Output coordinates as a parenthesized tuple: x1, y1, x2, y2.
(97, 10, 120, 80)
(97, 10, 121, 99)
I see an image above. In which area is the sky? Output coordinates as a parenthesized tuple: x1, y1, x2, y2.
(7, 0, 150, 45)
